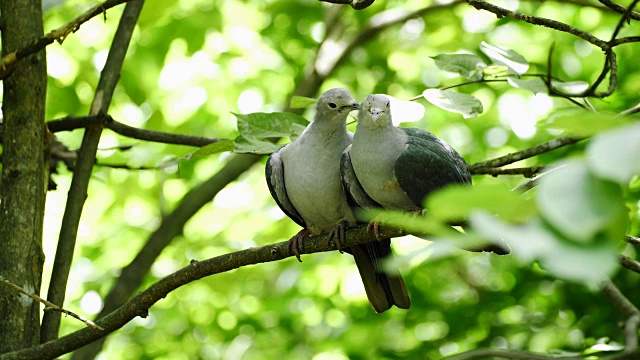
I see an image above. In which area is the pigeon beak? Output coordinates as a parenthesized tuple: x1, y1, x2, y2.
(370, 108, 381, 122)
(342, 102, 360, 111)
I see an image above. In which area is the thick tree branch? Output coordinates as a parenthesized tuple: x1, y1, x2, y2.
(625, 235, 640, 247)
(47, 114, 221, 147)
(602, 279, 640, 318)
(0, 0, 131, 80)
(40, 0, 145, 343)
(0, 226, 404, 360)
(469, 136, 583, 170)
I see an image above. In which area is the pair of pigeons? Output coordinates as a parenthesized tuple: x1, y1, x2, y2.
(265, 88, 471, 313)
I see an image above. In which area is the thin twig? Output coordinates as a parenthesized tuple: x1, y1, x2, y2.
(620, 255, 640, 275)
(598, 0, 640, 20)
(625, 314, 640, 353)
(470, 166, 544, 178)
(610, 0, 640, 41)
(601, 279, 640, 318)
(511, 164, 565, 193)
(469, 137, 583, 170)
(0, 0, 131, 80)
(0, 275, 102, 330)
(442, 348, 582, 360)
(625, 235, 640, 247)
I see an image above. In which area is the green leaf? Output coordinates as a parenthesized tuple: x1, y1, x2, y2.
(431, 54, 487, 80)
(587, 123, 640, 184)
(426, 185, 536, 223)
(551, 80, 589, 93)
(536, 161, 625, 243)
(422, 89, 483, 118)
(188, 140, 234, 159)
(479, 41, 529, 75)
(541, 108, 623, 136)
(289, 96, 317, 109)
(507, 77, 547, 94)
(482, 65, 509, 76)
(234, 112, 309, 138)
(471, 213, 618, 283)
(233, 135, 283, 154)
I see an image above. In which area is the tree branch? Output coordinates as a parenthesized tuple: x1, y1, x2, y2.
(40, 0, 145, 343)
(0, 275, 102, 331)
(625, 235, 640, 247)
(469, 136, 583, 170)
(0, 0, 131, 80)
(0, 225, 404, 360)
(619, 255, 640, 275)
(601, 279, 640, 318)
(470, 166, 544, 178)
(442, 348, 583, 360)
(599, 0, 640, 20)
(47, 114, 221, 147)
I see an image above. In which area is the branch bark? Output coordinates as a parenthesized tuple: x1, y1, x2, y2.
(0, 226, 403, 360)
(0, 0, 48, 352)
(40, 0, 145, 343)
(0, 0, 131, 80)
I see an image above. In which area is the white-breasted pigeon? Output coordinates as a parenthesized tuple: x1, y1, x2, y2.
(266, 88, 410, 312)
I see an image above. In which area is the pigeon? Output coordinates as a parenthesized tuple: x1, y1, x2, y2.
(266, 88, 410, 312)
(344, 93, 472, 218)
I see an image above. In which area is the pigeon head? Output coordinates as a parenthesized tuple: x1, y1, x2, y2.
(314, 88, 360, 123)
(358, 94, 392, 127)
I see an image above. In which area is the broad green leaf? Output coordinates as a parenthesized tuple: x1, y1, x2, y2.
(426, 185, 536, 223)
(422, 89, 483, 118)
(551, 80, 589, 93)
(188, 140, 234, 159)
(536, 160, 625, 242)
(289, 96, 317, 109)
(233, 135, 283, 154)
(587, 123, 640, 184)
(479, 41, 529, 75)
(541, 108, 622, 136)
(431, 54, 487, 80)
(507, 77, 547, 94)
(234, 112, 309, 138)
(471, 213, 618, 283)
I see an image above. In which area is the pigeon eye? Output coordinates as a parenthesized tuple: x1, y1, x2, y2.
(328, 103, 337, 109)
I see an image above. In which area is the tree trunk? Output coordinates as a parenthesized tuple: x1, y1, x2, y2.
(0, 0, 47, 353)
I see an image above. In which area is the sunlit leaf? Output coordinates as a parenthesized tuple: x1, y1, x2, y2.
(188, 140, 235, 159)
(482, 65, 509, 76)
(471, 213, 618, 283)
(431, 54, 487, 80)
(480, 41, 529, 75)
(234, 112, 309, 138)
(551, 80, 589, 93)
(289, 96, 317, 109)
(507, 77, 548, 94)
(233, 135, 283, 154)
(422, 89, 483, 118)
(540, 108, 623, 136)
(536, 160, 625, 242)
(387, 95, 425, 124)
(587, 122, 640, 184)
(426, 185, 536, 223)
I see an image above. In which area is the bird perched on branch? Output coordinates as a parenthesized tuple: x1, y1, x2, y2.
(266, 88, 410, 313)
(343, 94, 472, 216)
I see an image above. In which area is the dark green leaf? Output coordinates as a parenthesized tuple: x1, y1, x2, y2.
(431, 54, 487, 80)
(422, 89, 483, 118)
(234, 112, 309, 138)
(233, 135, 283, 154)
(587, 123, 640, 184)
(480, 41, 529, 75)
(188, 140, 235, 159)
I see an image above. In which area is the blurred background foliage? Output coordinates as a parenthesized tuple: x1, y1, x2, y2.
(30, 0, 640, 358)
